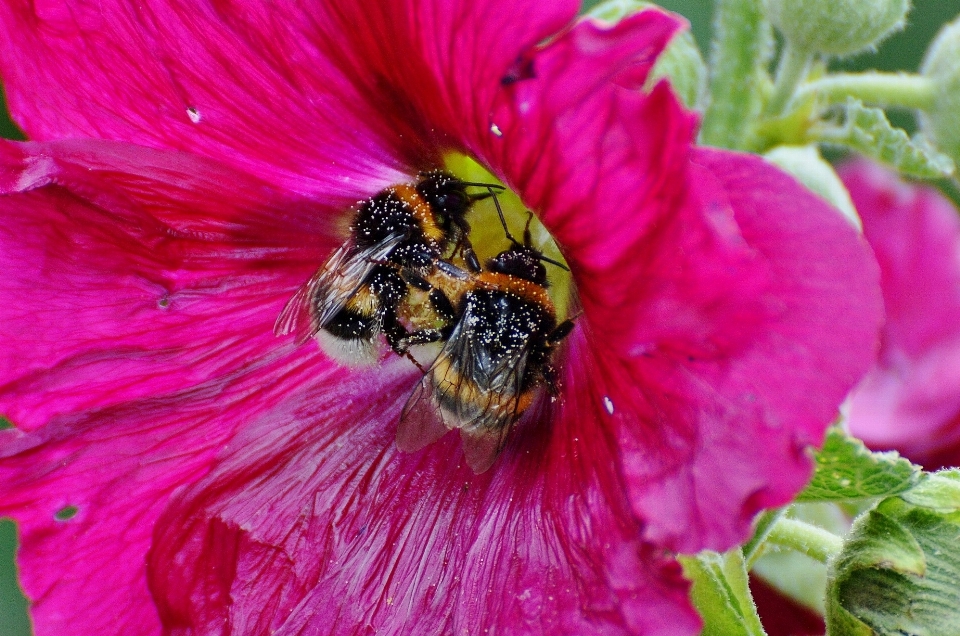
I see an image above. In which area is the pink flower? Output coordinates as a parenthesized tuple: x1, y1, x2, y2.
(843, 159, 960, 469)
(0, 2, 881, 635)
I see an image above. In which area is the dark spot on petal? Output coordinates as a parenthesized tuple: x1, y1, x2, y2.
(54, 506, 79, 522)
(157, 295, 171, 310)
(501, 55, 536, 85)
(0, 416, 12, 430)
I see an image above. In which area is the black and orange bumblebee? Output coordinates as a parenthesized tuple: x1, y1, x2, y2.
(396, 209, 576, 473)
(275, 171, 499, 365)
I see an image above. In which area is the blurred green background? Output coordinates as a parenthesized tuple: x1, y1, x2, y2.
(1, 1, 959, 634)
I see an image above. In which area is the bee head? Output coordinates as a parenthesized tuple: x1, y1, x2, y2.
(417, 171, 471, 228)
(487, 246, 549, 287)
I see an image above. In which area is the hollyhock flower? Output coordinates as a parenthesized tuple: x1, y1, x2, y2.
(0, 1, 881, 635)
(843, 158, 960, 469)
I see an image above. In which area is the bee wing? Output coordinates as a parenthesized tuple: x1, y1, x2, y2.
(395, 378, 452, 453)
(396, 298, 532, 473)
(455, 327, 531, 473)
(274, 235, 404, 343)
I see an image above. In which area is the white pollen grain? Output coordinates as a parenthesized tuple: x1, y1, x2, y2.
(186, 107, 202, 123)
(490, 123, 503, 137)
(603, 396, 615, 415)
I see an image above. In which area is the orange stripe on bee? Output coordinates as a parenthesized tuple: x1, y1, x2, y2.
(392, 183, 445, 244)
(475, 272, 554, 311)
(432, 357, 536, 429)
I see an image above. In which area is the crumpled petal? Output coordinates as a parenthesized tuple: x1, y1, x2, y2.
(149, 342, 699, 636)
(0, 138, 334, 430)
(478, 12, 882, 551)
(0, 1, 885, 635)
(606, 149, 882, 551)
(0, 0, 577, 195)
(148, 7, 880, 633)
(0, 138, 340, 635)
(842, 159, 960, 467)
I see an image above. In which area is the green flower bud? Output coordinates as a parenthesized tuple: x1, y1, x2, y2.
(767, 0, 910, 56)
(764, 145, 861, 229)
(587, 0, 706, 109)
(919, 15, 960, 164)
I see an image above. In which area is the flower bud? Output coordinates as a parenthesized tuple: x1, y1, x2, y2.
(587, 0, 706, 109)
(765, 145, 861, 229)
(767, 0, 910, 56)
(919, 16, 960, 164)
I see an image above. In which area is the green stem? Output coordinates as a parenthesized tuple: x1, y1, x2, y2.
(742, 508, 787, 569)
(795, 72, 937, 110)
(699, 0, 770, 149)
(765, 41, 814, 116)
(767, 518, 844, 564)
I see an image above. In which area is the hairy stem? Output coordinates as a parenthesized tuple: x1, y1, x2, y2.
(765, 41, 814, 116)
(767, 518, 844, 564)
(795, 72, 937, 110)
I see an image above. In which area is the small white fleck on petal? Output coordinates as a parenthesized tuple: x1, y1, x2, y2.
(490, 123, 503, 137)
(603, 396, 615, 415)
(186, 107, 202, 124)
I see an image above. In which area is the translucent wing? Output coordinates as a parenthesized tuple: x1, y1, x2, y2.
(274, 235, 404, 344)
(397, 294, 532, 473)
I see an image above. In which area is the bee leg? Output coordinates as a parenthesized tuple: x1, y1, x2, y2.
(427, 288, 456, 322)
(384, 324, 430, 373)
(542, 363, 562, 395)
(402, 351, 428, 374)
(461, 242, 481, 273)
(393, 328, 445, 374)
(547, 319, 576, 344)
(398, 328, 444, 348)
(400, 271, 432, 291)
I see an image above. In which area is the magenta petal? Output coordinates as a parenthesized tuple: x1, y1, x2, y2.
(0, 0, 577, 195)
(0, 370, 289, 636)
(616, 149, 880, 551)
(149, 357, 699, 636)
(485, 10, 696, 257)
(476, 8, 882, 552)
(630, 150, 880, 550)
(0, 139, 334, 431)
(0, 138, 343, 634)
(551, 149, 881, 553)
(842, 159, 960, 465)
(0, 2, 887, 633)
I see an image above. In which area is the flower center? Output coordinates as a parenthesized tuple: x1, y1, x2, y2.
(443, 153, 573, 321)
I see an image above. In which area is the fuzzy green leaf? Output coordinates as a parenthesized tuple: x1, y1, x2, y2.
(815, 98, 955, 179)
(798, 428, 922, 502)
(826, 496, 960, 636)
(901, 470, 960, 511)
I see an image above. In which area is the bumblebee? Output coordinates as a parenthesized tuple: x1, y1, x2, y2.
(274, 171, 498, 365)
(396, 211, 575, 473)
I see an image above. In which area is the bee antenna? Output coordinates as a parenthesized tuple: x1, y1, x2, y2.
(489, 188, 521, 246)
(523, 211, 534, 246)
(460, 181, 506, 190)
(539, 253, 569, 271)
